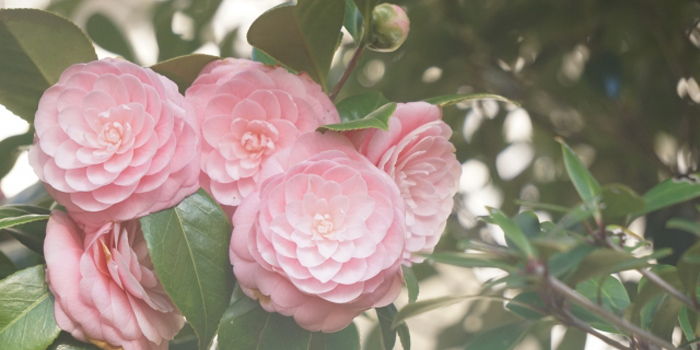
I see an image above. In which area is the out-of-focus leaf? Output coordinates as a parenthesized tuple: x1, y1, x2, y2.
(46, 332, 101, 350)
(0, 250, 16, 279)
(140, 189, 235, 350)
(600, 184, 645, 221)
(0, 129, 32, 181)
(548, 243, 596, 279)
(649, 295, 683, 340)
(667, 218, 700, 237)
(402, 265, 419, 303)
(321, 323, 361, 350)
(426, 252, 517, 271)
(251, 47, 280, 65)
(219, 28, 239, 58)
(637, 175, 700, 216)
(170, 323, 197, 350)
(628, 265, 680, 327)
(423, 93, 517, 108)
(1, 181, 52, 207)
(351, 0, 378, 27)
(575, 275, 630, 314)
(0, 9, 97, 122)
(678, 307, 698, 350)
(393, 295, 531, 327)
(488, 207, 536, 258)
(0, 205, 51, 255)
(344, 0, 363, 45)
(558, 139, 602, 219)
(150, 54, 220, 94)
(464, 322, 532, 350)
(554, 328, 587, 350)
(318, 102, 396, 131)
(85, 13, 135, 63)
(335, 91, 390, 122)
(677, 240, 700, 296)
(247, 0, 345, 91)
(0, 265, 61, 350)
(513, 211, 541, 238)
(568, 248, 670, 284)
(506, 292, 547, 320)
(377, 304, 410, 350)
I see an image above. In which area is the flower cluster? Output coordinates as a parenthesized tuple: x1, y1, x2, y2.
(31, 55, 460, 348)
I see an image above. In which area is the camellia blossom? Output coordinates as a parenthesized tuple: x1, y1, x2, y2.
(230, 132, 405, 332)
(185, 58, 340, 211)
(45, 210, 184, 350)
(347, 102, 461, 263)
(28, 58, 200, 230)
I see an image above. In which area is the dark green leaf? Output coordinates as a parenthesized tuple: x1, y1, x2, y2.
(335, 91, 390, 122)
(318, 102, 396, 131)
(558, 139, 602, 219)
(140, 189, 235, 350)
(0, 129, 33, 181)
(150, 54, 220, 94)
(85, 13, 135, 63)
(667, 218, 700, 237)
(513, 211, 541, 238)
(252, 47, 281, 66)
(0, 205, 51, 254)
(575, 275, 630, 314)
(0, 250, 16, 279)
(247, 0, 345, 91)
(322, 322, 361, 350)
(677, 240, 700, 296)
(0, 8, 97, 121)
(599, 184, 645, 221)
(351, 0, 379, 29)
(548, 243, 596, 279)
(554, 328, 586, 350)
(427, 252, 517, 271)
(464, 322, 531, 350)
(343, 0, 363, 45)
(377, 304, 410, 350)
(393, 295, 518, 327)
(568, 248, 668, 284)
(678, 307, 697, 348)
(402, 265, 419, 303)
(219, 28, 239, 59)
(0, 265, 61, 350)
(170, 323, 198, 350)
(649, 295, 683, 339)
(628, 265, 681, 327)
(423, 93, 517, 108)
(637, 175, 700, 215)
(505, 292, 547, 320)
(0, 213, 48, 230)
(46, 332, 101, 350)
(488, 207, 536, 258)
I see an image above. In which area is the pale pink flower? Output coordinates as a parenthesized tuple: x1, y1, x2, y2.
(347, 102, 461, 263)
(185, 58, 339, 212)
(28, 58, 200, 230)
(230, 132, 405, 332)
(45, 210, 184, 350)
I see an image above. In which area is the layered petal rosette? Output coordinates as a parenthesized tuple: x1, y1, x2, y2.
(28, 58, 200, 230)
(347, 102, 462, 263)
(230, 132, 405, 332)
(45, 210, 184, 350)
(185, 58, 340, 211)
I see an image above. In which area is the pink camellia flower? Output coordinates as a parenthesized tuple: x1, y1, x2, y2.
(45, 210, 184, 350)
(230, 132, 405, 332)
(29, 58, 199, 230)
(185, 58, 339, 212)
(347, 102, 461, 263)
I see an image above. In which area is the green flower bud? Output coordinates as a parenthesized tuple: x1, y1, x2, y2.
(368, 4, 410, 52)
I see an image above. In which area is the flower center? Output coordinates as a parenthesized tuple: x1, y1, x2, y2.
(99, 122, 124, 147)
(241, 132, 274, 158)
(313, 213, 334, 236)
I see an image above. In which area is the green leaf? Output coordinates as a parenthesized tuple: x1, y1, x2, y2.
(247, 0, 345, 91)
(567, 248, 666, 284)
(426, 251, 518, 271)
(0, 8, 97, 122)
(377, 304, 410, 350)
(0, 265, 61, 350)
(150, 54, 220, 94)
(343, 0, 363, 45)
(393, 295, 522, 327)
(649, 295, 683, 339)
(0, 213, 48, 230)
(46, 332, 102, 350)
(513, 211, 541, 238)
(599, 184, 646, 221)
(318, 102, 396, 132)
(322, 323, 361, 350)
(628, 265, 681, 327)
(0, 129, 33, 181)
(558, 139, 602, 219)
(678, 307, 697, 348)
(554, 328, 587, 350)
(0, 250, 17, 279)
(488, 207, 536, 258)
(575, 275, 630, 314)
(637, 175, 700, 215)
(505, 292, 547, 320)
(464, 322, 532, 350)
(402, 265, 419, 303)
(677, 240, 700, 296)
(0, 205, 51, 254)
(139, 189, 235, 350)
(335, 91, 390, 122)
(252, 47, 281, 66)
(666, 218, 700, 237)
(548, 243, 596, 279)
(85, 13, 135, 63)
(423, 93, 517, 108)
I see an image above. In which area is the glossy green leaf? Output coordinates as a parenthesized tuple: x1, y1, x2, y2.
(667, 218, 700, 237)
(575, 275, 630, 314)
(488, 207, 536, 258)
(0, 265, 61, 350)
(318, 102, 396, 132)
(426, 252, 517, 271)
(170, 323, 198, 350)
(85, 13, 135, 62)
(377, 304, 410, 350)
(513, 211, 541, 238)
(140, 189, 235, 350)
(568, 248, 669, 284)
(335, 91, 390, 122)
(677, 240, 700, 296)
(322, 323, 361, 350)
(46, 332, 101, 350)
(343, 0, 363, 45)
(150, 54, 220, 94)
(0, 205, 51, 254)
(678, 307, 698, 349)
(252, 47, 281, 66)
(423, 93, 517, 108)
(402, 265, 419, 303)
(599, 184, 645, 221)
(505, 292, 547, 320)
(558, 139, 602, 218)
(637, 175, 700, 215)
(247, 0, 345, 91)
(0, 129, 33, 181)
(0, 250, 16, 279)
(0, 213, 48, 230)
(464, 322, 532, 350)
(0, 8, 97, 122)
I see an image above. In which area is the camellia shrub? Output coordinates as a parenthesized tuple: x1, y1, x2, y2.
(0, 1, 700, 350)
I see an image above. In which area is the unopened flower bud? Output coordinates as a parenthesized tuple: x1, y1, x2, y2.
(368, 4, 409, 52)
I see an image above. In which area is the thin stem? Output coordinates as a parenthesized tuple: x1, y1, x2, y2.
(560, 309, 631, 350)
(329, 45, 365, 101)
(547, 275, 678, 350)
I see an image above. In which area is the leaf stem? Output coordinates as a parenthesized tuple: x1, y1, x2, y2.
(329, 45, 365, 101)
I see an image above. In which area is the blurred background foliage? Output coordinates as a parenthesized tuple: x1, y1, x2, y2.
(2, 0, 700, 348)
